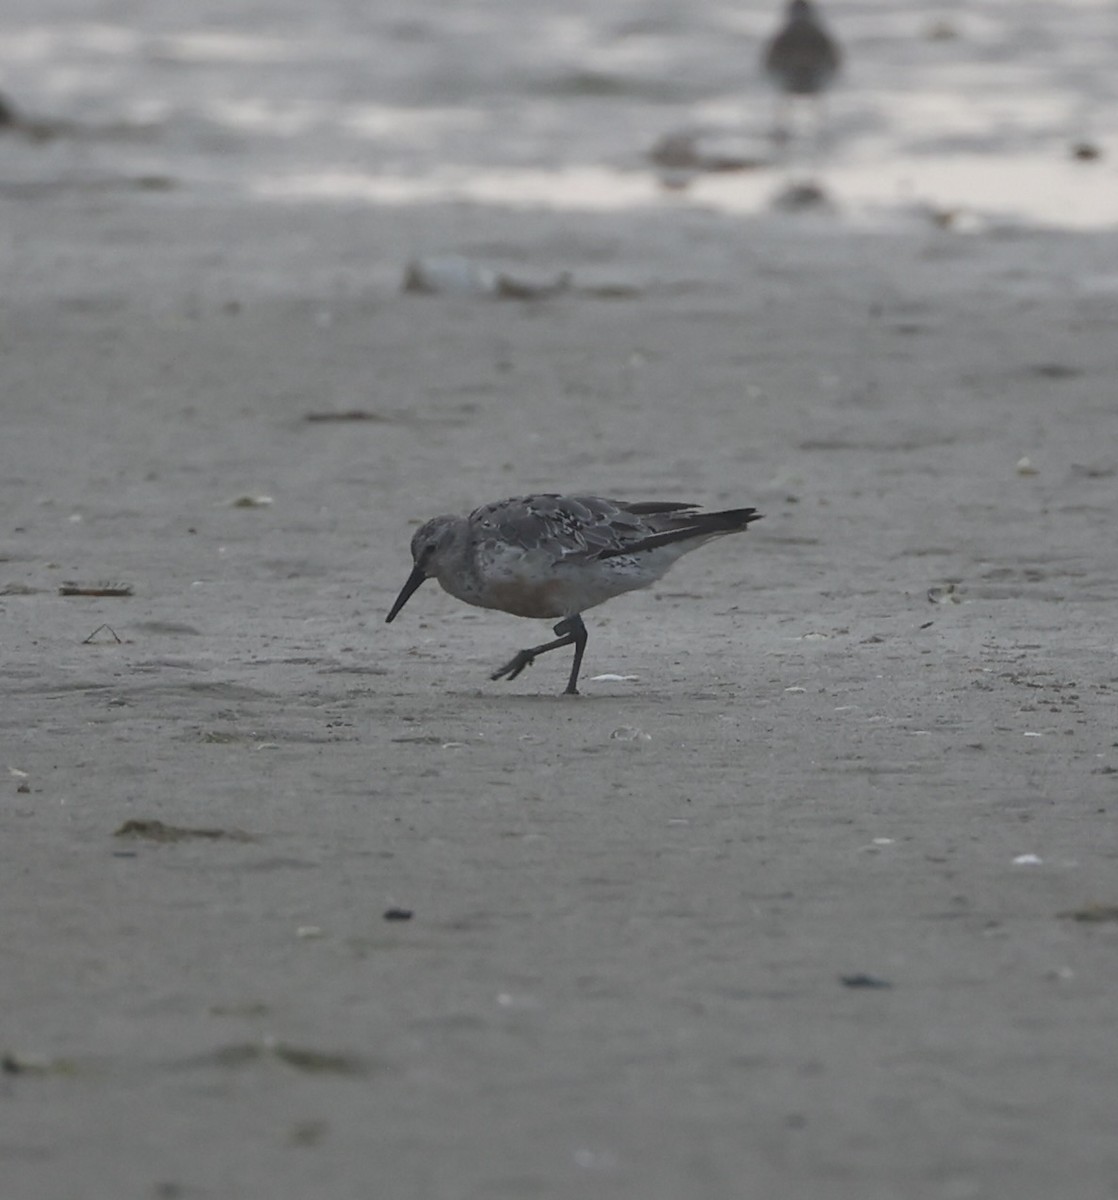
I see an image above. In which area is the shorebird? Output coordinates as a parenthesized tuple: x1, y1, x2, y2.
(386, 494, 762, 694)
(763, 0, 842, 141)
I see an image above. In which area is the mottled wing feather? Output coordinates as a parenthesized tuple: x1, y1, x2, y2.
(559, 497, 700, 559)
(480, 496, 755, 552)
(471, 495, 613, 554)
(596, 507, 762, 559)
(469, 495, 705, 560)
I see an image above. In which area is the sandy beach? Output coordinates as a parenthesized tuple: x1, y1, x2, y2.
(3, 2, 1118, 1197)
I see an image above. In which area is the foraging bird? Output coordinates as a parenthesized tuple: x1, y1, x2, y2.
(386, 494, 762, 694)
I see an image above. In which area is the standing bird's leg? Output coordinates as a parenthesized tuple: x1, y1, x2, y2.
(560, 616, 588, 695)
(771, 93, 792, 146)
(808, 94, 829, 162)
(491, 615, 589, 695)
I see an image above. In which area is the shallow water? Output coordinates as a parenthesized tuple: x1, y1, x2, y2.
(3, 0, 1116, 227)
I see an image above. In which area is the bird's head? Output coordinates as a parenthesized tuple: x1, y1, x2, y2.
(385, 515, 458, 622)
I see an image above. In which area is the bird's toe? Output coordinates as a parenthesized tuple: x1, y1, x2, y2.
(492, 651, 534, 682)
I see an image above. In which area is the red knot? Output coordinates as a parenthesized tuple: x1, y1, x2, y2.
(386, 494, 762, 695)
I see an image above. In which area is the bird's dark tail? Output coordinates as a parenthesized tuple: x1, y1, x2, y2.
(598, 507, 762, 558)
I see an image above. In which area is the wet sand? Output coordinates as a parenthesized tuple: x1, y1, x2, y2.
(3, 3, 1118, 1198)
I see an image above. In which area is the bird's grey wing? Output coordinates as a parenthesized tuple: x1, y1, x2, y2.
(469, 495, 615, 555)
(566, 499, 708, 557)
(541, 496, 681, 559)
(469, 495, 704, 560)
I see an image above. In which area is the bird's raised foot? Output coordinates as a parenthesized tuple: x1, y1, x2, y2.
(491, 650, 536, 682)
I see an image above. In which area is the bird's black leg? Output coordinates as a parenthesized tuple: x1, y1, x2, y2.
(561, 615, 588, 695)
(490, 624, 576, 684)
(491, 615, 589, 695)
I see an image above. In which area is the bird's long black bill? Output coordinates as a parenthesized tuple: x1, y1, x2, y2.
(386, 565, 427, 623)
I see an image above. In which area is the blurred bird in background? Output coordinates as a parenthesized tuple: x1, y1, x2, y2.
(763, 0, 842, 147)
